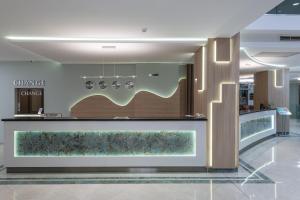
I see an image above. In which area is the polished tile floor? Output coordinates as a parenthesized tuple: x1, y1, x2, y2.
(0, 123, 299, 199)
(290, 118, 300, 134)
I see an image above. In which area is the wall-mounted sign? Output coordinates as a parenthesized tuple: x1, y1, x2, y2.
(15, 88, 44, 114)
(13, 80, 46, 87)
(20, 90, 43, 96)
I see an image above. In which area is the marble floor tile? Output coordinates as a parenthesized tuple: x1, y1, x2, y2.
(290, 118, 300, 134)
(0, 183, 253, 200)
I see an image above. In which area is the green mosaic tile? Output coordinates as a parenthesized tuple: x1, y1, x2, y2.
(241, 116, 273, 140)
(15, 130, 196, 157)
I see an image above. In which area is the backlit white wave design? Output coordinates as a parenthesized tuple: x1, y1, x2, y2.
(69, 77, 186, 109)
(241, 47, 286, 68)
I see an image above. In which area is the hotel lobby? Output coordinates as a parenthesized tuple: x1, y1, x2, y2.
(0, 0, 300, 199)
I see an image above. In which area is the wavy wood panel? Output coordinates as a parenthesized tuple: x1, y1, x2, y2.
(71, 79, 187, 118)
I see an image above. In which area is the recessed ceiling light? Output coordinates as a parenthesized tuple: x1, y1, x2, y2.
(102, 46, 116, 49)
(142, 28, 148, 33)
(293, 2, 300, 6)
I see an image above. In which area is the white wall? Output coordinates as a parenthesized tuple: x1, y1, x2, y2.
(0, 61, 186, 143)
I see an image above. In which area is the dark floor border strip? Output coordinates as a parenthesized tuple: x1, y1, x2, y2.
(239, 160, 274, 183)
(0, 176, 270, 185)
(0, 161, 269, 185)
(0, 179, 271, 185)
(239, 160, 261, 180)
(6, 167, 208, 173)
(0, 176, 259, 180)
(239, 134, 276, 155)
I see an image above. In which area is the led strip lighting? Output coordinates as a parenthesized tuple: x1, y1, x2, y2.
(274, 69, 284, 88)
(240, 47, 286, 68)
(198, 46, 206, 92)
(5, 36, 208, 43)
(209, 82, 237, 167)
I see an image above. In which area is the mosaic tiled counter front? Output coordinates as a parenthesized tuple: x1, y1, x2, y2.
(15, 130, 196, 157)
(239, 110, 276, 150)
(2, 119, 206, 170)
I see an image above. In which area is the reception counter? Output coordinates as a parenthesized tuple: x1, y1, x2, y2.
(239, 110, 277, 150)
(2, 117, 207, 172)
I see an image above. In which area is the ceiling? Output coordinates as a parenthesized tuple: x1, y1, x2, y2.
(8, 42, 202, 64)
(240, 13, 300, 80)
(0, 0, 282, 63)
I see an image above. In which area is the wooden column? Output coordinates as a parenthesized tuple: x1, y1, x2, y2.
(194, 34, 240, 169)
(254, 69, 290, 133)
(193, 47, 207, 116)
(254, 71, 269, 110)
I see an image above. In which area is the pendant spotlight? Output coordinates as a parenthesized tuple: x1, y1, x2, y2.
(82, 47, 136, 90)
(99, 80, 107, 89)
(85, 80, 95, 90)
(125, 80, 135, 89)
(112, 80, 121, 89)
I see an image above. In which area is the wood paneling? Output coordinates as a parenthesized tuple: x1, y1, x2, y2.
(186, 64, 194, 115)
(193, 47, 207, 116)
(254, 71, 269, 110)
(254, 69, 290, 133)
(216, 38, 231, 62)
(71, 79, 187, 118)
(206, 34, 240, 169)
(212, 84, 237, 168)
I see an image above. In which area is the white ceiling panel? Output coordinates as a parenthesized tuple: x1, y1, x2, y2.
(0, 0, 282, 62)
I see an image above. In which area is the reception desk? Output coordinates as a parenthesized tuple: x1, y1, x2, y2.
(2, 117, 207, 172)
(239, 110, 277, 150)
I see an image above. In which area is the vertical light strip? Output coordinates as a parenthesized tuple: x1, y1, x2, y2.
(213, 39, 232, 64)
(210, 180, 213, 200)
(234, 83, 239, 167)
(274, 69, 284, 88)
(274, 183, 277, 200)
(198, 46, 206, 93)
(209, 82, 236, 167)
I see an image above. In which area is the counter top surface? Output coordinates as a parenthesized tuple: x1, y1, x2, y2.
(239, 109, 276, 116)
(2, 116, 207, 121)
